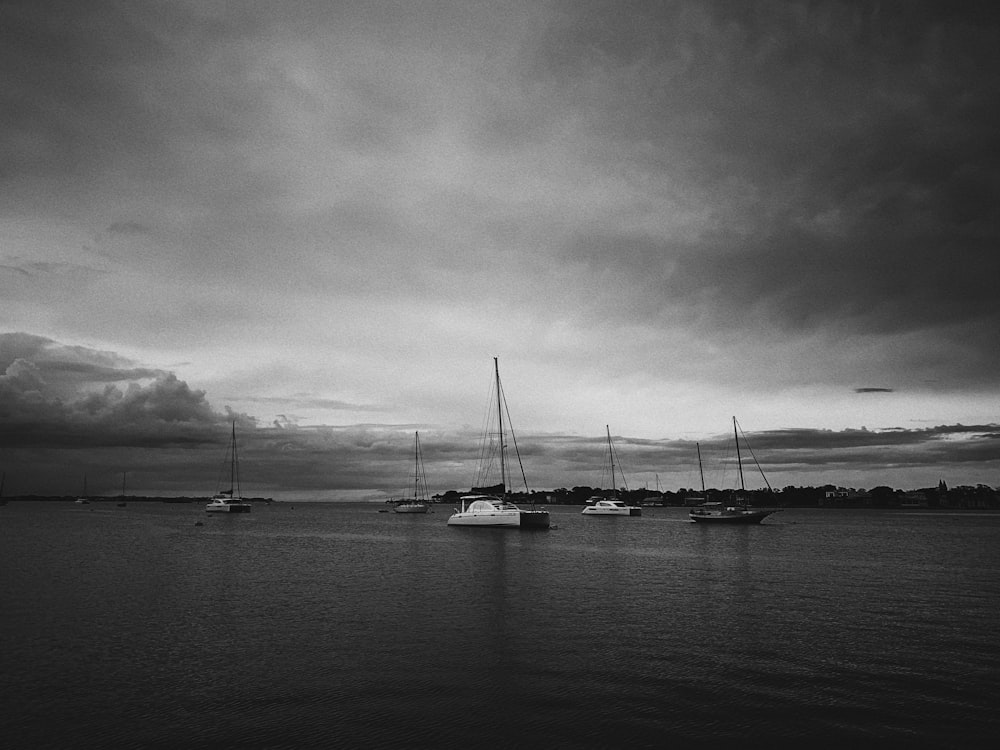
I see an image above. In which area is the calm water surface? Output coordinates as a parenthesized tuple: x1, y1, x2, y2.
(2, 502, 999, 748)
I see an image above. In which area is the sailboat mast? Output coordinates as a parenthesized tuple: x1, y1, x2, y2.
(494, 357, 507, 494)
(697, 442, 705, 493)
(413, 431, 420, 499)
(734, 416, 746, 494)
(606, 425, 615, 495)
(230, 421, 237, 495)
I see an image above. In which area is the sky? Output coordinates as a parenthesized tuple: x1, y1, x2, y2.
(2, 1, 999, 500)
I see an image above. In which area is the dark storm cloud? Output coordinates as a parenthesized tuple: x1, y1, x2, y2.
(0, 333, 229, 448)
(541, 1, 1000, 383)
(1, 333, 163, 386)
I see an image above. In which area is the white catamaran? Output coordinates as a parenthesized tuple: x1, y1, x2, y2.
(206, 422, 252, 513)
(582, 425, 641, 516)
(447, 358, 549, 529)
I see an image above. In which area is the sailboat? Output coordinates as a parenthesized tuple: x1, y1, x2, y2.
(205, 422, 252, 513)
(394, 431, 430, 513)
(683, 442, 709, 507)
(75, 475, 90, 504)
(689, 417, 780, 524)
(447, 358, 549, 529)
(582, 426, 641, 516)
(117, 472, 127, 507)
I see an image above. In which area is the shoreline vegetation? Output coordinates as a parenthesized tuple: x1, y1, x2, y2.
(4, 481, 998, 509)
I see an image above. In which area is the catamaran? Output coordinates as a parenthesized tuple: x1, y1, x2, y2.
(206, 422, 252, 513)
(582, 425, 641, 516)
(447, 359, 549, 529)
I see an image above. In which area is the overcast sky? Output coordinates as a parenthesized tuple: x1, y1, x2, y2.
(2, 1, 998, 499)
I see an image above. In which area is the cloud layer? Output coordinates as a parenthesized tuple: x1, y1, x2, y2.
(2, 2, 998, 493)
(2, 335, 997, 497)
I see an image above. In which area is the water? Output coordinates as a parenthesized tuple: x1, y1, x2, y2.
(2, 502, 999, 747)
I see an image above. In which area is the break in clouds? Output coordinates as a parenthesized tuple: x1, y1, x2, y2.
(2, 333, 997, 498)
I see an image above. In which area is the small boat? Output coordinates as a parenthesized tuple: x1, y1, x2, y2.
(206, 422, 252, 514)
(447, 358, 549, 529)
(582, 426, 641, 516)
(75, 474, 90, 504)
(689, 417, 780, 524)
(394, 431, 430, 514)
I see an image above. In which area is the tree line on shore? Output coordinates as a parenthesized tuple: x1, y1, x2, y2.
(4, 483, 997, 509)
(431, 481, 1000, 510)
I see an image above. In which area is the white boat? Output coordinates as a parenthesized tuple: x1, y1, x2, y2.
(75, 474, 90, 504)
(689, 417, 780, 525)
(447, 358, 549, 529)
(448, 494, 550, 528)
(581, 426, 641, 516)
(394, 431, 430, 514)
(206, 422, 251, 514)
(582, 498, 640, 516)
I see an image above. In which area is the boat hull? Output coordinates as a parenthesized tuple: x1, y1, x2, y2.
(447, 510, 550, 528)
(582, 506, 641, 516)
(689, 509, 777, 524)
(205, 499, 252, 513)
(393, 503, 428, 514)
(447, 497, 550, 529)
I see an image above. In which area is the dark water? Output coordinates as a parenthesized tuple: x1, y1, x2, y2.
(2, 502, 999, 748)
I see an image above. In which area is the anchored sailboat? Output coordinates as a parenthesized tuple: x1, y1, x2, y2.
(394, 431, 430, 513)
(582, 426, 641, 516)
(689, 417, 780, 524)
(75, 475, 90, 504)
(447, 358, 549, 529)
(206, 422, 252, 513)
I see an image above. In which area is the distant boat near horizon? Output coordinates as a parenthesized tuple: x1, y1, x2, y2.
(689, 417, 781, 525)
(205, 422, 252, 514)
(447, 358, 549, 529)
(393, 431, 430, 514)
(582, 426, 641, 517)
(75, 474, 90, 504)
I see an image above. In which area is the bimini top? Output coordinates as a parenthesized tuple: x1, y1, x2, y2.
(459, 495, 520, 512)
